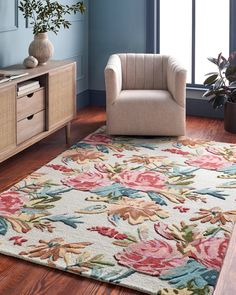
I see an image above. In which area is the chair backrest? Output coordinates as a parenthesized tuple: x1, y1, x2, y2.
(118, 53, 170, 90)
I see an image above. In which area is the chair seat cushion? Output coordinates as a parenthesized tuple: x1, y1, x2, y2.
(117, 89, 174, 104)
(108, 90, 185, 136)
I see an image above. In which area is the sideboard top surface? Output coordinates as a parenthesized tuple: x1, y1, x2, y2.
(0, 60, 75, 89)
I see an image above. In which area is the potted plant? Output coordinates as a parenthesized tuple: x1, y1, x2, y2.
(19, 0, 85, 65)
(203, 52, 236, 133)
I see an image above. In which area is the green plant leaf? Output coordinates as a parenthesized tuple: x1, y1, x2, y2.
(225, 66, 236, 82)
(210, 95, 225, 109)
(229, 81, 236, 88)
(219, 60, 230, 70)
(203, 74, 218, 86)
(207, 57, 218, 65)
(217, 52, 222, 65)
(213, 78, 224, 90)
(204, 72, 219, 76)
(203, 88, 214, 97)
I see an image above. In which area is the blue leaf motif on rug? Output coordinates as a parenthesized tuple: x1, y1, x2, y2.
(0, 128, 235, 295)
(73, 142, 93, 149)
(160, 259, 219, 289)
(147, 191, 167, 205)
(36, 186, 72, 198)
(44, 215, 84, 228)
(91, 183, 142, 199)
(0, 218, 8, 236)
(96, 145, 110, 154)
(218, 164, 236, 174)
(135, 143, 157, 150)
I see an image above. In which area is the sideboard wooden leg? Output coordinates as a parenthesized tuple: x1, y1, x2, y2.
(65, 122, 71, 145)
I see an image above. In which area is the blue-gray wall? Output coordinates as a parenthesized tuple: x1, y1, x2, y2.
(87, 0, 223, 118)
(0, 0, 146, 108)
(89, 0, 146, 91)
(0, 0, 89, 103)
(0, 1, 225, 118)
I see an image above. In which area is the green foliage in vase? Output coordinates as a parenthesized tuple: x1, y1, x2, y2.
(203, 52, 236, 109)
(19, 0, 86, 35)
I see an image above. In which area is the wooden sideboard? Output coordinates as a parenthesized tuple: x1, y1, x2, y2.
(0, 60, 76, 163)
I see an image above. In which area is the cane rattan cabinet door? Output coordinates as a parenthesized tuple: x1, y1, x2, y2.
(0, 60, 75, 163)
(0, 85, 16, 153)
(48, 64, 76, 130)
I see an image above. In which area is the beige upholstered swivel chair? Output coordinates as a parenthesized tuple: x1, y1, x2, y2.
(104, 53, 187, 136)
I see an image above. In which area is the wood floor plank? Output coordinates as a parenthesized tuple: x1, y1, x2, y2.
(0, 107, 235, 295)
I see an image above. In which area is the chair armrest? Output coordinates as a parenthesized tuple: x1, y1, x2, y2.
(104, 55, 122, 105)
(167, 57, 187, 108)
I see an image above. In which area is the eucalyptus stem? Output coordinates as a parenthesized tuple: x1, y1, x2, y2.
(32, 10, 37, 26)
(19, 0, 85, 35)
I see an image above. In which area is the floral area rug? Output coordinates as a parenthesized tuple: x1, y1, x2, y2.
(0, 127, 236, 295)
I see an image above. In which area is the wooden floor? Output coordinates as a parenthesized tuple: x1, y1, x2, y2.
(0, 107, 235, 295)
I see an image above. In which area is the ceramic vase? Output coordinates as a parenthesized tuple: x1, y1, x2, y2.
(29, 32, 54, 65)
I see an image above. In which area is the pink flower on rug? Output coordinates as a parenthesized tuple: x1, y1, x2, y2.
(189, 237, 229, 271)
(88, 226, 128, 240)
(206, 147, 223, 156)
(94, 163, 110, 173)
(162, 148, 190, 156)
(206, 146, 236, 163)
(9, 236, 28, 246)
(83, 133, 112, 145)
(62, 171, 112, 191)
(115, 170, 167, 192)
(46, 164, 74, 173)
(113, 154, 125, 158)
(115, 239, 187, 275)
(185, 155, 230, 170)
(173, 206, 190, 213)
(0, 191, 26, 216)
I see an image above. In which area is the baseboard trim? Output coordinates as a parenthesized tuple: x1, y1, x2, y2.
(89, 90, 106, 106)
(79, 89, 224, 119)
(77, 90, 90, 110)
(187, 98, 224, 119)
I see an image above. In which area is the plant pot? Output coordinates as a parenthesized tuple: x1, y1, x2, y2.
(28, 33, 54, 65)
(224, 101, 236, 133)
